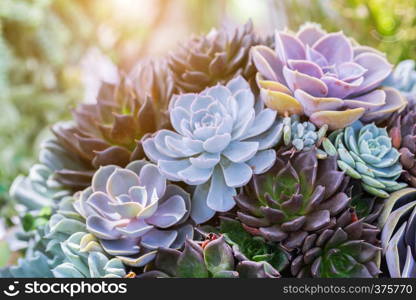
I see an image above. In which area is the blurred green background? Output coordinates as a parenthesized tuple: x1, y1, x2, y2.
(0, 0, 415, 220)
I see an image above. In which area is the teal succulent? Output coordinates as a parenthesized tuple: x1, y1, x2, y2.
(52, 232, 126, 278)
(324, 121, 406, 198)
(139, 236, 280, 278)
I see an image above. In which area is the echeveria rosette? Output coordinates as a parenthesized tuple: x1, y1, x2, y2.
(139, 236, 280, 278)
(74, 160, 193, 268)
(251, 23, 407, 130)
(235, 148, 351, 250)
(389, 104, 416, 187)
(291, 208, 381, 278)
(52, 232, 126, 278)
(378, 188, 416, 278)
(143, 76, 283, 224)
(325, 121, 406, 198)
(384, 60, 416, 103)
(349, 180, 384, 224)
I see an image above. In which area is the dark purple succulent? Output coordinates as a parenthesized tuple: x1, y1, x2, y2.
(252, 23, 407, 130)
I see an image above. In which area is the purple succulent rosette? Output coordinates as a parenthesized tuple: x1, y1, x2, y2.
(251, 23, 407, 130)
(74, 160, 193, 267)
(143, 76, 283, 224)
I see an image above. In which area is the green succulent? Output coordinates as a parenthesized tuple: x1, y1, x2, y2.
(139, 236, 280, 278)
(324, 121, 406, 198)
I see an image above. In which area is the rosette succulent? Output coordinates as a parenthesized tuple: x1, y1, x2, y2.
(384, 60, 416, 103)
(379, 188, 416, 278)
(74, 160, 193, 267)
(169, 21, 262, 93)
(139, 236, 280, 278)
(52, 232, 126, 278)
(349, 181, 384, 224)
(282, 115, 327, 155)
(325, 121, 406, 198)
(235, 148, 350, 249)
(389, 105, 416, 186)
(291, 208, 381, 278)
(0, 196, 87, 278)
(143, 76, 283, 224)
(52, 61, 173, 189)
(252, 23, 407, 130)
(9, 139, 79, 211)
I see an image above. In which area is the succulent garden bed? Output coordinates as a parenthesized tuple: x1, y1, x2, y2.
(2, 20, 416, 278)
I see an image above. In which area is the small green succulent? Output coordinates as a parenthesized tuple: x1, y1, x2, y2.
(219, 217, 290, 272)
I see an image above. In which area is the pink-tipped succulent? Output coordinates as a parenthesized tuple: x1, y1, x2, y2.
(74, 160, 193, 267)
(252, 23, 407, 130)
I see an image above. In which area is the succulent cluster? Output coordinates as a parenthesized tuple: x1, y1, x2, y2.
(4, 21, 416, 279)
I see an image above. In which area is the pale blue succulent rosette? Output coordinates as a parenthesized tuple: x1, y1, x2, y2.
(143, 76, 283, 224)
(384, 59, 416, 104)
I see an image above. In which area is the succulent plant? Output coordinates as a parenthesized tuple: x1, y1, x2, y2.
(52, 232, 126, 278)
(349, 180, 384, 224)
(0, 196, 87, 278)
(218, 217, 290, 272)
(282, 115, 327, 155)
(384, 60, 416, 103)
(252, 23, 407, 130)
(291, 208, 381, 278)
(9, 139, 84, 211)
(52, 61, 173, 190)
(138, 236, 280, 278)
(235, 148, 350, 249)
(143, 76, 282, 224)
(378, 188, 416, 278)
(324, 121, 406, 198)
(389, 104, 416, 187)
(74, 160, 193, 267)
(0, 252, 54, 278)
(169, 21, 262, 93)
